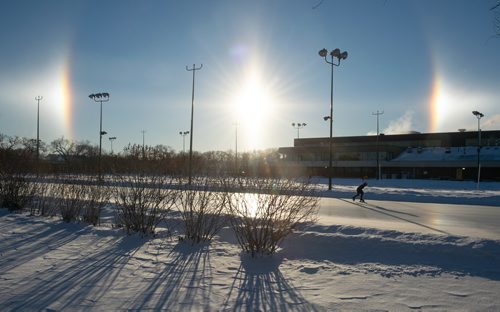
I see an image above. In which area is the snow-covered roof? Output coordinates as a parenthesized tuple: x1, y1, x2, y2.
(392, 146, 500, 162)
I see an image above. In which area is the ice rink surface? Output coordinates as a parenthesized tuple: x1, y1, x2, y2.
(318, 198, 500, 240)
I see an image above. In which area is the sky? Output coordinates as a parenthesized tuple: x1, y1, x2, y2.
(1, 0, 499, 153)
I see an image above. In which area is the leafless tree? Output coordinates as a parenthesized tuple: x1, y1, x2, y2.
(50, 137, 98, 162)
(224, 177, 320, 257)
(29, 181, 59, 217)
(176, 177, 229, 243)
(54, 181, 88, 223)
(50, 137, 78, 163)
(312, 0, 324, 9)
(81, 180, 110, 226)
(113, 174, 177, 235)
(492, 2, 500, 38)
(0, 172, 33, 212)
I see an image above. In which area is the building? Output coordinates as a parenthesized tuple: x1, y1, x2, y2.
(277, 130, 500, 181)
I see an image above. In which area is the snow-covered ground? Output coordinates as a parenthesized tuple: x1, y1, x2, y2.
(1, 178, 500, 311)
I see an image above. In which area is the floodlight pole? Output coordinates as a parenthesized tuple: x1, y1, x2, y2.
(109, 136, 116, 154)
(472, 110, 484, 189)
(35, 96, 43, 172)
(372, 110, 384, 180)
(141, 130, 146, 160)
(89, 92, 110, 181)
(179, 131, 189, 153)
(235, 122, 239, 175)
(186, 64, 203, 185)
(319, 48, 348, 190)
(291, 122, 307, 139)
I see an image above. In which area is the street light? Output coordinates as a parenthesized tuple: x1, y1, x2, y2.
(372, 110, 384, 180)
(179, 131, 189, 153)
(35, 96, 43, 170)
(234, 122, 239, 175)
(472, 110, 484, 188)
(109, 136, 116, 154)
(186, 64, 203, 185)
(291, 122, 307, 139)
(319, 48, 348, 190)
(141, 130, 146, 160)
(89, 92, 110, 181)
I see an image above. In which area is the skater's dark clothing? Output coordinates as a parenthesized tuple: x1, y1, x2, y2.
(353, 182, 368, 202)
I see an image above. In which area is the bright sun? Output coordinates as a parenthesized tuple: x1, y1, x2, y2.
(232, 68, 274, 149)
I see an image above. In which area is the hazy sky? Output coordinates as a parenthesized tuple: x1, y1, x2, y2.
(1, 0, 499, 153)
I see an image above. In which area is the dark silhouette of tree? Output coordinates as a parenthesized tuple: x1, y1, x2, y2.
(312, 0, 324, 9)
(49, 137, 99, 173)
(492, 2, 500, 38)
(0, 134, 39, 173)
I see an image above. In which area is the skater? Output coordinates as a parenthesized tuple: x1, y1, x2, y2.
(352, 182, 368, 202)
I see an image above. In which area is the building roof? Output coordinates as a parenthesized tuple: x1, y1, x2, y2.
(291, 130, 500, 147)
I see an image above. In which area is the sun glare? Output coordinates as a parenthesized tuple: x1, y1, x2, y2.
(232, 68, 275, 150)
(244, 193, 259, 218)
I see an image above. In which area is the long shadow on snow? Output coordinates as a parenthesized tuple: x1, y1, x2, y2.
(0, 215, 90, 273)
(221, 254, 324, 312)
(127, 241, 217, 311)
(285, 222, 500, 280)
(338, 198, 449, 235)
(128, 238, 321, 311)
(1, 222, 144, 311)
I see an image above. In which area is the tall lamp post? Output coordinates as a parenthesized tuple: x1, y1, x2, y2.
(472, 110, 484, 188)
(89, 92, 110, 181)
(234, 122, 239, 175)
(109, 136, 116, 154)
(291, 122, 307, 139)
(372, 110, 384, 180)
(141, 130, 146, 160)
(186, 64, 203, 185)
(35, 96, 43, 169)
(179, 131, 189, 153)
(319, 48, 348, 191)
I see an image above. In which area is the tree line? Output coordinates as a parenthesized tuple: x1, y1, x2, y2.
(0, 133, 281, 177)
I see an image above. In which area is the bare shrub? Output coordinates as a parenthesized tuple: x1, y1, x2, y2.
(29, 181, 56, 216)
(81, 180, 110, 226)
(0, 172, 34, 212)
(113, 174, 176, 235)
(225, 177, 319, 257)
(55, 181, 88, 223)
(176, 177, 229, 243)
(26, 176, 108, 224)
